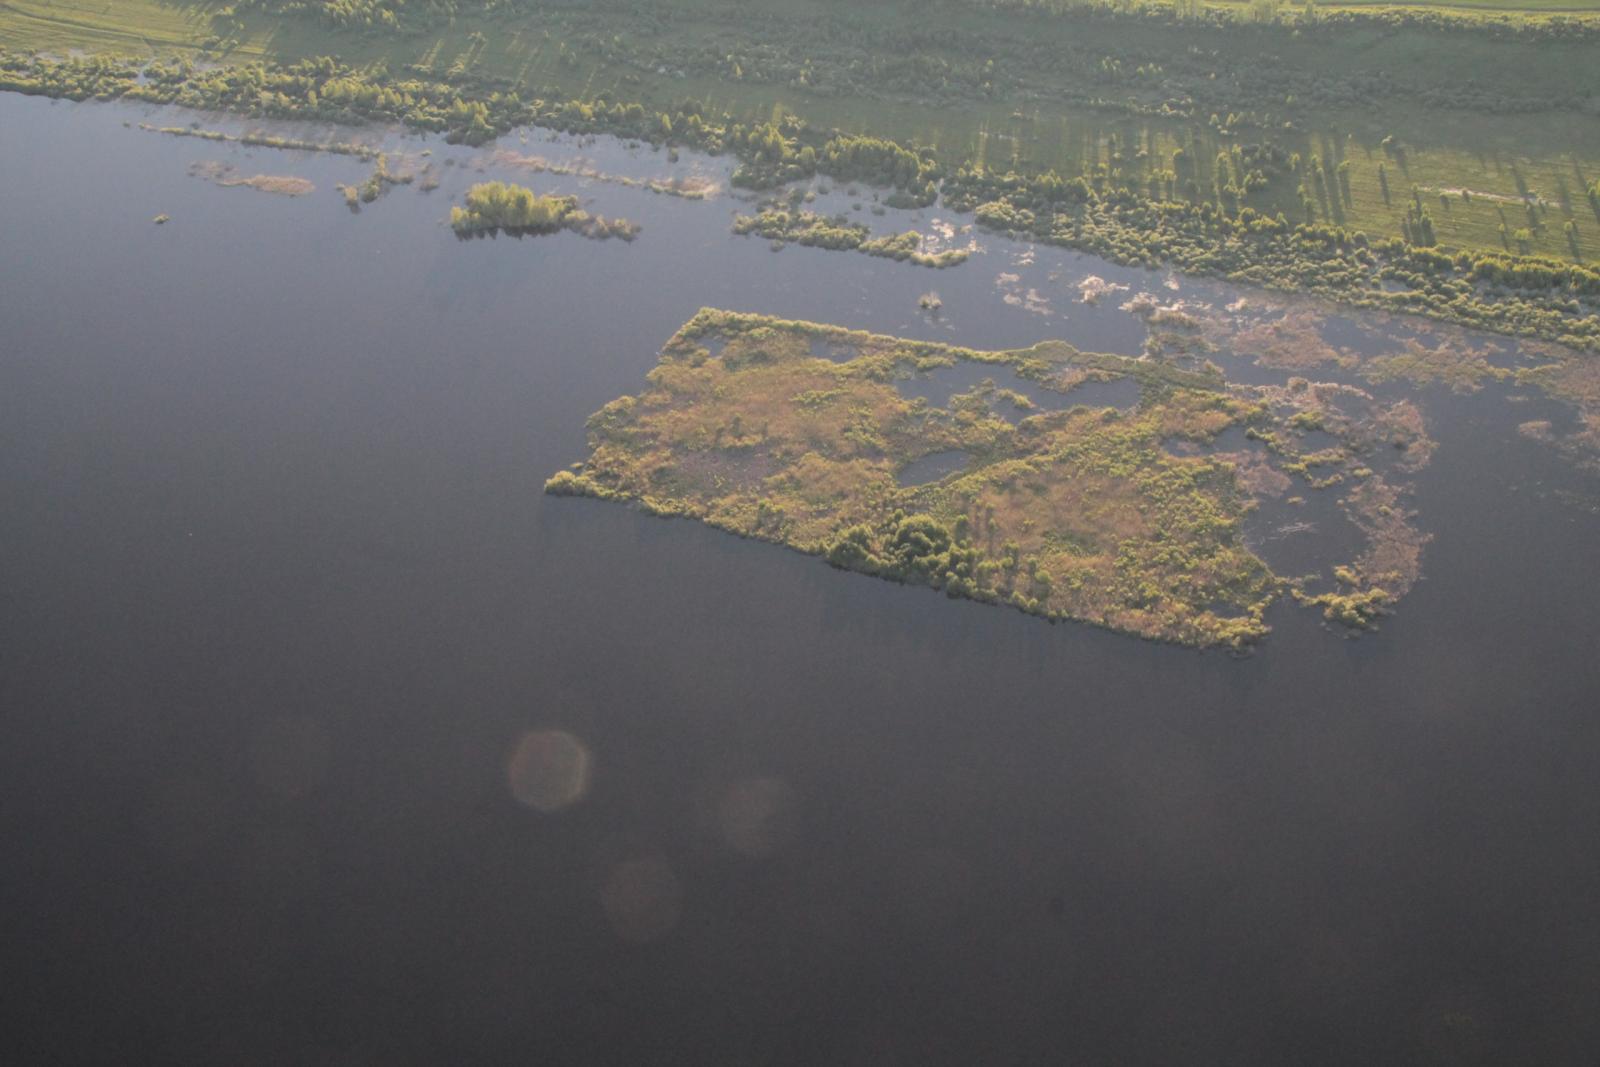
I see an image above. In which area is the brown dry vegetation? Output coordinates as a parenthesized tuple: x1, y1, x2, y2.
(1516, 342, 1600, 470)
(548, 310, 1435, 647)
(187, 160, 315, 196)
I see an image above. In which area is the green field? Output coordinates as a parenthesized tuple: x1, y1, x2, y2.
(1213, 0, 1600, 10)
(3, 0, 1598, 260)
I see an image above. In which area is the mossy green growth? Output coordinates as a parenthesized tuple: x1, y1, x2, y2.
(548, 310, 1426, 648)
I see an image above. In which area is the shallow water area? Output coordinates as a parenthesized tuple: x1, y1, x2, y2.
(897, 449, 973, 486)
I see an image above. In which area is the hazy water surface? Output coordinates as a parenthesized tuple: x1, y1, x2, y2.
(4, 94, 1600, 1065)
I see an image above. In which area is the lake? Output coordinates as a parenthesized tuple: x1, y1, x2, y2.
(3, 93, 1599, 1064)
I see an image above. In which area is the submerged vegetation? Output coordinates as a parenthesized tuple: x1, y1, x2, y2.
(140, 122, 380, 160)
(548, 310, 1434, 648)
(947, 170, 1600, 353)
(1515, 341, 1600, 473)
(451, 180, 639, 240)
(484, 148, 719, 200)
(1168, 291, 1600, 476)
(732, 209, 969, 268)
(336, 152, 410, 206)
(188, 160, 316, 197)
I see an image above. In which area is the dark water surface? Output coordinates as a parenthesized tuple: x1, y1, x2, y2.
(4, 95, 1600, 1065)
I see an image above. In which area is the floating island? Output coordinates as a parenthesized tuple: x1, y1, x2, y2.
(547, 310, 1435, 649)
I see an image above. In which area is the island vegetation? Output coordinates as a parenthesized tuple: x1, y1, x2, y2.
(451, 180, 640, 240)
(547, 310, 1435, 648)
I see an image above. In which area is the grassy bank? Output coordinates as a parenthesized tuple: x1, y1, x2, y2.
(5, 0, 1598, 357)
(4, 0, 1597, 263)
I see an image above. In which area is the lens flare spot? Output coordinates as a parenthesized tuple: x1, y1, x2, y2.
(507, 730, 592, 812)
(600, 856, 682, 943)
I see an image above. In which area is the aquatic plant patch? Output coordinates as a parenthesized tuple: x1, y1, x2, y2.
(548, 310, 1434, 648)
